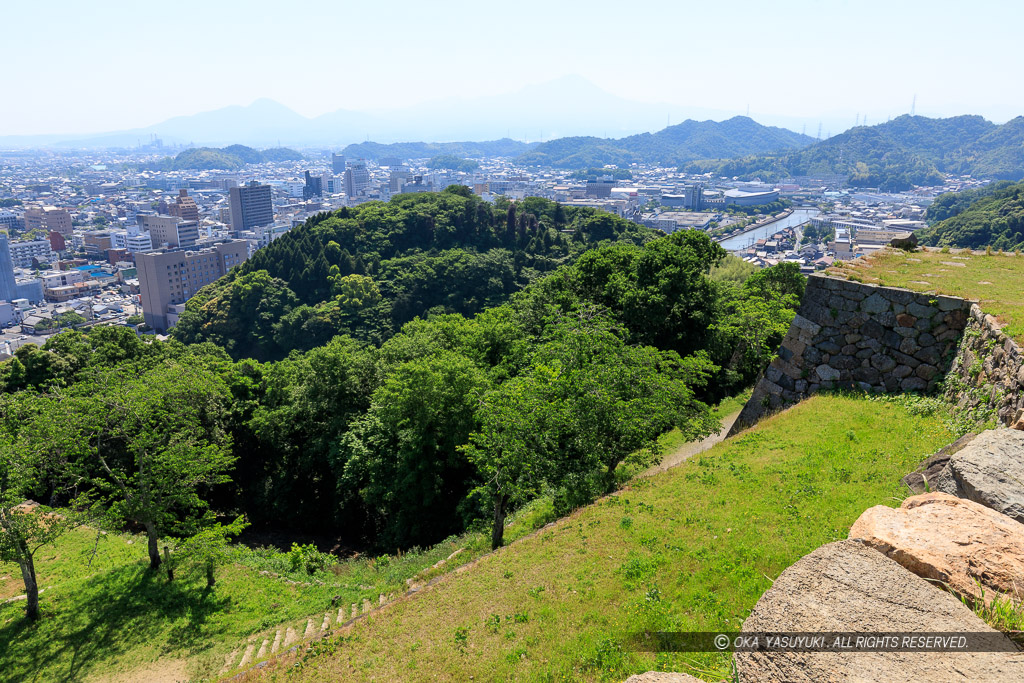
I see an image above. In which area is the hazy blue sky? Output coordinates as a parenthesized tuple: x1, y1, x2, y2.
(5, 0, 1021, 135)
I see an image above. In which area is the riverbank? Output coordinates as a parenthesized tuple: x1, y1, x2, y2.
(715, 207, 794, 244)
(718, 207, 819, 251)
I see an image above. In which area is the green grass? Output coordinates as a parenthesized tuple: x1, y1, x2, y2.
(614, 390, 751, 484)
(827, 247, 1024, 340)
(710, 389, 751, 423)
(962, 582, 1024, 633)
(0, 525, 500, 681)
(252, 393, 955, 682)
(0, 393, 753, 682)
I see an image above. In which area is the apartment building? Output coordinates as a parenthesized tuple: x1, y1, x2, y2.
(83, 231, 113, 256)
(8, 239, 53, 267)
(111, 230, 154, 253)
(139, 214, 199, 249)
(0, 235, 16, 302)
(23, 205, 73, 236)
(136, 240, 248, 332)
(344, 161, 370, 197)
(304, 171, 323, 199)
(168, 188, 200, 222)
(0, 235, 44, 303)
(0, 210, 18, 231)
(229, 182, 274, 232)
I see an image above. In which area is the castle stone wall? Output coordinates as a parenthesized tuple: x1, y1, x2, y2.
(730, 274, 973, 435)
(945, 304, 1024, 429)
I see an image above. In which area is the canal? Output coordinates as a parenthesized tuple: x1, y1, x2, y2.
(717, 207, 820, 251)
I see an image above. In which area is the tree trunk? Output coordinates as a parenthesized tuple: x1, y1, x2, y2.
(16, 549, 39, 621)
(725, 342, 746, 377)
(206, 560, 216, 588)
(144, 521, 161, 570)
(605, 460, 619, 493)
(2, 514, 40, 620)
(491, 492, 507, 550)
(163, 546, 173, 582)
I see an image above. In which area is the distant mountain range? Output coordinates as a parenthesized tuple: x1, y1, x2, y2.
(513, 116, 814, 168)
(684, 115, 1024, 191)
(9, 76, 1017, 193)
(344, 114, 1024, 190)
(342, 116, 814, 168)
(341, 139, 536, 161)
(0, 76, 828, 150)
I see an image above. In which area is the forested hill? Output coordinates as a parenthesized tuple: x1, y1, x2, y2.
(171, 186, 660, 360)
(341, 138, 536, 161)
(515, 116, 814, 168)
(1, 225, 803, 558)
(685, 115, 1024, 192)
(143, 144, 303, 171)
(917, 180, 1024, 250)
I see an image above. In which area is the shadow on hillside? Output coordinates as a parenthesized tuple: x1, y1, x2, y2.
(0, 562, 230, 682)
(235, 526, 363, 556)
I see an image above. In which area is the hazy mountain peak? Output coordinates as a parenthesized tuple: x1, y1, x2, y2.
(0, 76, 810, 149)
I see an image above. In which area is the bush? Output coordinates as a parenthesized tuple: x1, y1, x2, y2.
(287, 542, 336, 574)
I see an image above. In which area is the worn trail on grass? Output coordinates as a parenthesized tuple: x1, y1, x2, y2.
(642, 410, 741, 477)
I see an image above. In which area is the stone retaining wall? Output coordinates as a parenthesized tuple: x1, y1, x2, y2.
(730, 274, 973, 435)
(945, 304, 1024, 428)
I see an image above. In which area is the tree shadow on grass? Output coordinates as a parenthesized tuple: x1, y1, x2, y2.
(0, 561, 231, 682)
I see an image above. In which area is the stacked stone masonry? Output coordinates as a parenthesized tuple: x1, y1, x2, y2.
(946, 304, 1024, 429)
(731, 274, 974, 434)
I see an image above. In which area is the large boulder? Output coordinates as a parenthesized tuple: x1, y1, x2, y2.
(901, 433, 977, 494)
(736, 540, 1024, 682)
(933, 429, 1024, 523)
(890, 233, 918, 251)
(850, 492, 1024, 604)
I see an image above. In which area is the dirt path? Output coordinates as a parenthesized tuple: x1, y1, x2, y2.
(642, 410, 741, 477)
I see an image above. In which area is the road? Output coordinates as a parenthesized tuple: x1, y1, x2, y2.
(0, 312, 135, 356)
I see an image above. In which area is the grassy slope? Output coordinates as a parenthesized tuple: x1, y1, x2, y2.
(0, 526, 494, 681)
(0, 390, 747, 683)
(251, 394, 954, 682)
(827, 248, 1024, 340)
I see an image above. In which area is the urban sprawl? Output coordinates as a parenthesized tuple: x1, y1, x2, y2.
(0, 147, 989, 354)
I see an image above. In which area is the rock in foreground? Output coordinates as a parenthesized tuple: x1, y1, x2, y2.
(933, 429, 1024, 523)
(901, 432, 977, 494)
(736, 540, 1024, 682)
(624, 673, 705, 683)
(850, 492, 1024, 604)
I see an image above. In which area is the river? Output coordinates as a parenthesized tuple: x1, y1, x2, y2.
(717, 208, 820, 251)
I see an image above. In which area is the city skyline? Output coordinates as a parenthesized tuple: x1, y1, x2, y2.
(4, 0, 1023, 138)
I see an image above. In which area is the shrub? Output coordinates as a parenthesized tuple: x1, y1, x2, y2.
(287, 542, 336, 574)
